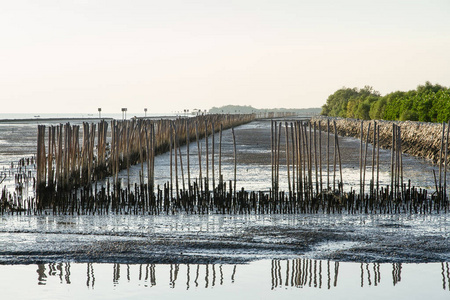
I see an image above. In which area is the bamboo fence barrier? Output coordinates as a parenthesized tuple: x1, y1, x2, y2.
(1, 115, 449, 215)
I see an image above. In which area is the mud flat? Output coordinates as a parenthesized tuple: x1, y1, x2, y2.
(0, 213, 448, 265)
(0, 118, 448, 266)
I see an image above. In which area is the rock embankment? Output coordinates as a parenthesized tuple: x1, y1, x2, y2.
(311, 116, 448, 164)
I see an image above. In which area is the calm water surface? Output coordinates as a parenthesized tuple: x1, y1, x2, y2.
(0, 260, 449, 300)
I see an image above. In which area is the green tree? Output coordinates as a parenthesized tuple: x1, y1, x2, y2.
(322, 82, 449, 123)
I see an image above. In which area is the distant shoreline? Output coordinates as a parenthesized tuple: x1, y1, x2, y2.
(0, 116, 183, 123)
(0, 117, 113, 123)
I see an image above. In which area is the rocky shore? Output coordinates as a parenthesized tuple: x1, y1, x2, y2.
(312, 116, 448, 165)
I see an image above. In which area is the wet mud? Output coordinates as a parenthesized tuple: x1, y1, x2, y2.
(0, 213, 448, 265)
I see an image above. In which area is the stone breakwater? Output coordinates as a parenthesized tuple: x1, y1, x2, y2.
(311, 116, 448, 165)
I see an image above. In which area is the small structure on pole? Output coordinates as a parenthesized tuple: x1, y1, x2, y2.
(98, 108, 101, 118)
(121, 108, 127, 120)
(144, 108, 148, 117)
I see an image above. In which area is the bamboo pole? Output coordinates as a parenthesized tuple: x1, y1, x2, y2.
(362, 123, 371, 199)
(371, 121, 376, 200)
(290, 122, 296, 199)
(318, 121, 322, 197)
(313, 122, 319, 197)
(174, 123, 180, 200)
(195, 121, 203, 195)
(390, 124, 395, 201)
(271, 121, 274, 196)
(297, 121, 303, 202)
(308, 122, 313, 198)
(439, 122, 445, 199)
(277, 123, 282, 200)
(285, 122, 291, 197)
(444, 120, 450, 206)
(212, 122, 215, 192)
(360, 121, 363, 198)
(205, 119, 209, 197)
(232, 127, 237, 199)
(334, 121, 343, 195)
(376, 124, 380, 204)
(327, 119, 330, 190)
(219, 123, 223, 187)
(333, 121, 337, 192)
(186, 119, 191, 193)
(170, 122, 173, 200)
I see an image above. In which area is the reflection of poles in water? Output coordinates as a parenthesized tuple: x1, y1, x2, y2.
(86, 263, 95, 288)
(271, 260, 282, 289)
(64, 263, 71, 284)
(195, 264, 200, 287)
(186, 264, 190, 290)
(169, 264, 179, 288)
(441, 262, 450, 291)
(35, 262, 238, 289)
(32, 260, 450, 291)
(37, 263, 71, 286)
(360, 263, 364, 287)
(212, 264, 216, 287)
(113, 263, 120, 286)
(392, 262, 402, 286)
(271, 259, 335, 289)
(334, 261, 339, 287)
(140, 264, 156, 287)
(37, 264, 47, 285)
(374, 263, 381, 286)
(360, 263, 380, 287)
(205, 264, 209, 288)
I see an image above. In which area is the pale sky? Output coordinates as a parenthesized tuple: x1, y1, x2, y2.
(1, 0, 449, 114)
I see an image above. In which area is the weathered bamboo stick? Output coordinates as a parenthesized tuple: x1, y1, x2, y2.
(170, 122, 174, 200)
(205, 119, 209, 197)
(371, 121, 376, 199)
(333, 121, 337, 192)
(186, 119, 191, 193)
(334, 121, 343, 195)
(318, 121, 322, 197)
(232, 127, 237, 199)
(444, 120, 450, 205)
(360, 121, 363, 198)
(376, 124, 380, 204)
(195, 121, 203, 195)
(212, 122, 215, 192)
(313, 122, 318, 198)
(362, 123, 371, 198)
(298, 122, 303, 201)
(271, 120, 274, 195)
(219, 123, 223, 187)
(327, 119, 330, 190)
(285, 122, 291, 196)
(439, 122, 445, 198)
(290, 122, 296, 198)
(390, 124, 395, 201)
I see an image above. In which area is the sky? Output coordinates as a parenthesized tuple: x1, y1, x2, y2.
(1, 0, 449, 114)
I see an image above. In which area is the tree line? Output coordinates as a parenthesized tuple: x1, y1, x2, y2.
(321, 81, 450, 123)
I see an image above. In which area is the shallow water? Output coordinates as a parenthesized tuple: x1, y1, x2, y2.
(1, 260, 449, 300)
